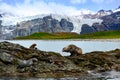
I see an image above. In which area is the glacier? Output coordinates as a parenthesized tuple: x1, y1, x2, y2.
(69, 18, 103, 33)
(47, 14, 103, 33)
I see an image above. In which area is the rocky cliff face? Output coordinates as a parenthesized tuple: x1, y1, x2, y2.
(12, 15, 73, 37)
(101, 11, 120, 30)
(80, 23, 109, 34)
(81, 11, 120, 34)
(0, 14, 2, 17)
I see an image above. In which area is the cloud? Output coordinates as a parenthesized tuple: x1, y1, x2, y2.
(91, 0, 104, 3)
(70, 0, 87, 4)
(105, 0, 114, 4)
(91, 0, 114, 4)
(0, 0, 91, 17)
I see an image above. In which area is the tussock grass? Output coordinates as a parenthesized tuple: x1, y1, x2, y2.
(15, 30, 120, 39)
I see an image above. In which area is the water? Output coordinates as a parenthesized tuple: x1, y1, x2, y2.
(0, 71, 120, 80)
(0, 40, 120, 56)
(0, 40, 120, 80)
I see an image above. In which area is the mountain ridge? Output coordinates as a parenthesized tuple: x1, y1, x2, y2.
(0, 6, 120, 39)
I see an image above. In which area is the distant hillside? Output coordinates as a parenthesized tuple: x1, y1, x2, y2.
(15, 30, 120, 39)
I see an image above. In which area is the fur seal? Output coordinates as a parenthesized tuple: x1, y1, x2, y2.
(29, 43, 37, 49)
(62, 44, 82, 56)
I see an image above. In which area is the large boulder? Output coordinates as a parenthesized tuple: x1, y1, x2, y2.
(0, 50, 14, 64)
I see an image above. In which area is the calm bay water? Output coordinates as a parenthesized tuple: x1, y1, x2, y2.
(1, 40, 120, 56)
(0, 40, 120, 80)
(0, 70, 120, 80)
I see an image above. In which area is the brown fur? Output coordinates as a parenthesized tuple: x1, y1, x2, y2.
(62, 44, 82, 56)
(29, 43, 37, 49)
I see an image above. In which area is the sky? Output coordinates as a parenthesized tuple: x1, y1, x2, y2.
(0, 0, 119, 17)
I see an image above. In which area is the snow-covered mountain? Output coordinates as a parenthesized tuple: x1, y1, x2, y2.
(113, 6, 120, 13)
(0, 13, 102, 34)
(83, 9, 113, 19)
(0, 6, 120, 39)
(95, 10, 113, 17)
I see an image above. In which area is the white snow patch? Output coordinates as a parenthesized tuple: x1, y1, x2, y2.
(113, 9, 120, 13)
(0, 14, 48, 26)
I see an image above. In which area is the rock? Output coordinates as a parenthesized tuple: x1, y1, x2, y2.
(115, 64, 120, 71)
(60, 19, 73, 32)
(0, 41, 120, 78)
(0, 20, 2, 34)
(80, 23, 109, 34)
(101, 11, 120, 30)
(80, 24, 96, 34)
(0, 50, 14, 64)
(0, 41, 83, 77)
(17, 58, 38, 69)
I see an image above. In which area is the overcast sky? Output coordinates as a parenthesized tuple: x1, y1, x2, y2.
(0, 0, 119, 17)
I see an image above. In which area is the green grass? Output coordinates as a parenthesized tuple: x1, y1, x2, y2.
(79, 30, 120, 39)
(14, 30, 120, 39)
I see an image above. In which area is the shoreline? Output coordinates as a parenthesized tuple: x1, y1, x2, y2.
(1, 38, 120, 42)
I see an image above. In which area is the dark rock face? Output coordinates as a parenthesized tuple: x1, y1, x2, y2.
(81, 11, 120, 34)
(0, 20, 14, 39)
(0, 20, 2, 34)
(0, 41, 120, 78)
(101, 11, 120, 30)
(80, 23, 109, 34)
(97, 9, 113, 15)
(60, 19, 73, 32)
(12, 15, 74, 37)
(80, 24, 96, 34)
(0, 14, 2, 17)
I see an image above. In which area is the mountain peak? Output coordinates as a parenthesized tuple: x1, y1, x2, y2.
(97, 9, 113, 13)
(96, 9, 112, 17)
(113, 6, 120, 13)
(98, 9, 106, 13)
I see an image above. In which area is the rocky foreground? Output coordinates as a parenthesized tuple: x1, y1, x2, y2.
(0, 41, 120, 78)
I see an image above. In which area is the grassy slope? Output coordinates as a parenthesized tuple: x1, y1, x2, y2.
(79, 30, 120, 39)
(15, 30, 120, 39)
